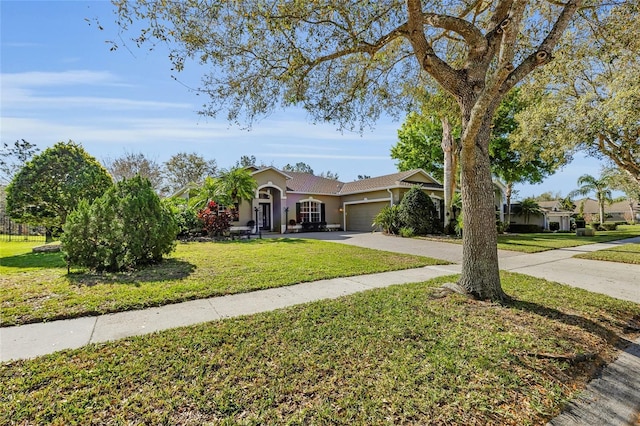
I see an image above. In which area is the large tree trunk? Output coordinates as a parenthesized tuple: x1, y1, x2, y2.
(441, 116, 457, 233)
(458, 118, 504, 300)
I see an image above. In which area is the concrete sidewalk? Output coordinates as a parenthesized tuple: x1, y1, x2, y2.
(0, 264, 461, 362)
(1, 233, 639, 424)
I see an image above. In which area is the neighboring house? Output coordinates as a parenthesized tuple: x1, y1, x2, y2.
(573, 198, 639, 223)
(509, 197, 640, 232)
(509, 200, 573, 231)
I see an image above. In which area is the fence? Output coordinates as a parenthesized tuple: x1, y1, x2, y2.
(0, 216, 46, 242)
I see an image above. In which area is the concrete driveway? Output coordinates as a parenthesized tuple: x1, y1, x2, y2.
(289, 231, 640, 304)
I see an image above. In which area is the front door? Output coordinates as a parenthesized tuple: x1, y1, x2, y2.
(259, 203, 271, 230)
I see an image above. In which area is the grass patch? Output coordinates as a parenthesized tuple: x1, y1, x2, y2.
(496, 225, 640, 253)
(574, 243, 640, 264)
(2, 272, 638, 425)
(0, 238, 446, 326)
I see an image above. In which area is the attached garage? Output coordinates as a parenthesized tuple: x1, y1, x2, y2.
(345, 201, 390, 232)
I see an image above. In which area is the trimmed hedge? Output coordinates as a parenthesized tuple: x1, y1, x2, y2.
(507, 224, 543, 233)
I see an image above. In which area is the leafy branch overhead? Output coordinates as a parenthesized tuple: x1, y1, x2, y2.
(111, 0, 587, 300)
(112, 0, 579, 133)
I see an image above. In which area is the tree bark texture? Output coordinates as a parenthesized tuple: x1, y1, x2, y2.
(458, 113, 505, 300)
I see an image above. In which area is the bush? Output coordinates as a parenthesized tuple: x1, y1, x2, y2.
(549, 222, 560, 232)
(62, 176, 178, 272)
(590, 222, 600, 230)
(399, 227, 415, 238)
(600, 222, 618, 231)
(197, 201, 233, 237)
(165, 198, 203, 238)
(398, 187, 442, 235)
(507, 224, 543, 233)
(372, 205, 402, 234)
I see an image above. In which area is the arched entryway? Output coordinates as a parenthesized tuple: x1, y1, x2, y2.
(255, 185, 284, 233)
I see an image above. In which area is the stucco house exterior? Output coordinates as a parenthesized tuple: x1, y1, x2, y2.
(229, 167, 446, 233)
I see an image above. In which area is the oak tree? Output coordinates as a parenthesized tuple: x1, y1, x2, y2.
(113, 0, 586, 300)
(103, 151, 165, 194)
(6, 141, 112, 237)
(515, 1, 639, 185)
(163, 152, 217, 194)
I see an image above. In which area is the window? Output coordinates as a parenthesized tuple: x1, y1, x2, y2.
(298, 200, 321, 223)
(215, 202, 239, 221)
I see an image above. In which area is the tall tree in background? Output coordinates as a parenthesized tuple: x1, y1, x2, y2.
(0, 139, 39, 185)
(113, 0, 585, 300)
(237, 155, 257, 168)
(163, 152, 217, 194)
(103, 151, 165, 194)
(490, 89, 565, 226)
(391, 91, 460, 231)
(6, 141, 112, 240)
(515, 1, 639, 186)
(392, 89, 564, 231)
(282, 162, 314, 174)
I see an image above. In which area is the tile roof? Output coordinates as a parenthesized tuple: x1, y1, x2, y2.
(284, 171, 344, 195)
(339, 170, 442, 194)
(256, 168, 443, 196)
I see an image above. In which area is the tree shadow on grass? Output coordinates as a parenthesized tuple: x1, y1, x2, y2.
(67, 259, 196, 287)
(0, 251, 66, 269)
(504, 297, 636, 352)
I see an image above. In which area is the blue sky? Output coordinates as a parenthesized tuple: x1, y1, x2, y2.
(1, 0, 607, 197)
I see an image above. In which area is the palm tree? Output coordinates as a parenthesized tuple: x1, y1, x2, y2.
(513, 197, 543, 224)
(569, 172, 615, 224)
(188, 176, 218, 210)
(215, 167, 258, 206)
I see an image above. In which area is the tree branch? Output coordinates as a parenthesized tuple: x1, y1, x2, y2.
(406, 0, 463, 96)
(501, 0, 583, 94)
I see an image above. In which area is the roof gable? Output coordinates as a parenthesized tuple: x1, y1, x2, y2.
(339, 169, 443, 195)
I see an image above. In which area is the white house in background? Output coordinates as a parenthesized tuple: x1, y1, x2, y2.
(509, 200, 573, 231)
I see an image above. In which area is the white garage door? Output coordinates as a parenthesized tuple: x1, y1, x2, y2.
(346, 202, 389, 232)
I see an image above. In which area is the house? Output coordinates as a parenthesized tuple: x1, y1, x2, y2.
(509, 197, 639, 232)
(508, 201, 573, 231)
(573, 198, 639, 223)
(235, 168, 445, 233)
(213, 167, 509, 234)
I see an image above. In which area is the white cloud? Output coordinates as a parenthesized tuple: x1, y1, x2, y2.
(1, 70, 121, 87)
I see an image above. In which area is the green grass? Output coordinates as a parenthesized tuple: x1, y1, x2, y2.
(2, 272, 638, 425)
(496, 225, 640, 253)
(0, 238, 446, 326)
(574, 243, 640, 264)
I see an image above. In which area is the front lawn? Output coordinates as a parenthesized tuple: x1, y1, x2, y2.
(496, 225, 640, 253)
(0, 239, 446, 326)
(574, 243, 640, 264)
(2, 272, 638, 425)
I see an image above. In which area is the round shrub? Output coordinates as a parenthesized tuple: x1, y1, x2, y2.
(398, 186, 443, 235)
(62, 176, 178, 272)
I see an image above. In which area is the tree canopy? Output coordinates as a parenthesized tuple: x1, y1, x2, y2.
(112, 0, 588, 300)
(103, 151, 165, 194)
(515, 1, 640, 185)
(0, 139, 39, 185)
(163, 152, 217, 194)
(6, 141, 112, 230)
